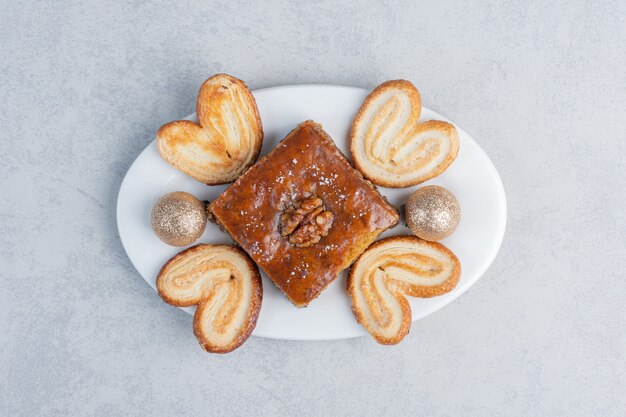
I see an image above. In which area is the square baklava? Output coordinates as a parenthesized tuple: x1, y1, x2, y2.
(210, 121, 398, 307)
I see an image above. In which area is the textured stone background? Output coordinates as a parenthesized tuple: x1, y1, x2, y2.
(1, 1, 625, 416)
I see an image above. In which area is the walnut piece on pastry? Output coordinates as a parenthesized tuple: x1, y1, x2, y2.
(156, 244, 263, 353)
(350, 80, 459, 188)
(157, 74, 263, 185)
(347, 236, 460, 344)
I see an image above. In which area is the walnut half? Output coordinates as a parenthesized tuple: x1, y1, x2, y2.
(279, 196, 334, 248)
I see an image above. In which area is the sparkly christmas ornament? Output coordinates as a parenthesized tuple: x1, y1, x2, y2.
(404, 185, 460, 241)
(151, 192, 207, 246)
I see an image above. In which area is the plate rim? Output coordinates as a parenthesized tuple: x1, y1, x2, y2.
(116, 83, 507, 341)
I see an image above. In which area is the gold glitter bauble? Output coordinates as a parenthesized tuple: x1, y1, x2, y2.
(151, 192, 207, 246)
(405, 185, 460, 241)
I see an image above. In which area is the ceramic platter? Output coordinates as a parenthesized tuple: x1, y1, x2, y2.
(117, 84, 507, 340)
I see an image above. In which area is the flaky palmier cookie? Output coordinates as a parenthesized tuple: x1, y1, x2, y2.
(157, 244, 263, 353)
(348, 236, 460, 344)
(350, 80, 459, 188)
(157, 74, 263, 185)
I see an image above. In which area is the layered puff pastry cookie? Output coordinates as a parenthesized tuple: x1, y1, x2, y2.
(156, 244, 263, 353)
(348, 236, 460, 344)
(157, 74, 263, 185)
(350, 80, 459, 188)
(210, 121, 399, 307)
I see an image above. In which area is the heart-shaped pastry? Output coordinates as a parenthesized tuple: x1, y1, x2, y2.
(156, 244, 263, 353)
(157, 74, 263, 185)
(350, 80, 459, 188)
(348, 235, 460, 344)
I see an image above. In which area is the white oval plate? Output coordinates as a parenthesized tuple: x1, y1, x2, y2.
(117, 84, 506, 341)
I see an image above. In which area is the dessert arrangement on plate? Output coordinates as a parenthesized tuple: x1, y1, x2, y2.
(139, 73, 471, 353)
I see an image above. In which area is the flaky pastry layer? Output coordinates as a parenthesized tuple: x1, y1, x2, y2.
(350, 80, 459, 187)
(348, 235, 460, 344)
(157, 244, 262, 353)
(158, 74, 263, 185)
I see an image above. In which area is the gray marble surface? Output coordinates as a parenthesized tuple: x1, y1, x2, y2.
(2, 1, 625, 416)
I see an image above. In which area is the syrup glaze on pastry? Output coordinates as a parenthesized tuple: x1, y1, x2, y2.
(348, 235, 460, 344)
(156, 244, 262, 353)
(210, 121, 399, 307)
(350, 80, 459, 188)
(157, 74, 263, 185)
